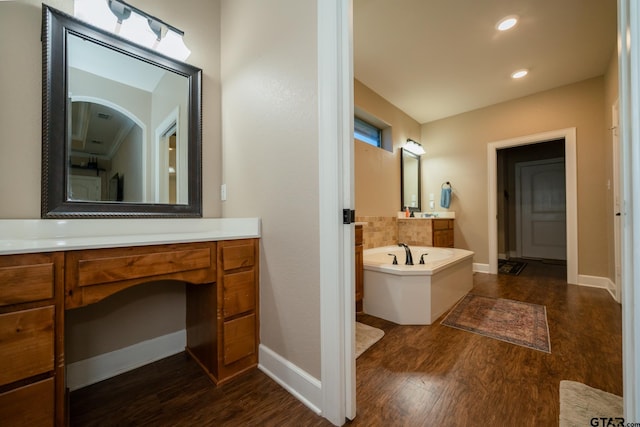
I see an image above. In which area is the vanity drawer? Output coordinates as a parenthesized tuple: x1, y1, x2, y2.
(0, 255, 55, 307)
(433, 219, 453, 230)
(0, 306, 55, 387)
(220, 241, 256, 271)
(0, 377, 54, 427)
(71, 245, 214, 287)
(223, 270, 256, 318)
(223, 314, 256, 365)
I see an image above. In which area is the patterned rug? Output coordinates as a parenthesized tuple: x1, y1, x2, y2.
(559, 381, 623, 426)
(498, 259, 527, 275)
(356, 322, 384, 358)
(441, 294, 551, 353)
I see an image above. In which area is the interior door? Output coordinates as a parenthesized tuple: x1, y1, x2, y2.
(516, 158, 566, 260)
(68, 175, 101, 201)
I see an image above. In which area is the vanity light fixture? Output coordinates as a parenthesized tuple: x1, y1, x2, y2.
(404, 139, 426, 155)
(74, 0, 191, 61)
(496, 15, 518, 31)
(511, 69, 529, 79)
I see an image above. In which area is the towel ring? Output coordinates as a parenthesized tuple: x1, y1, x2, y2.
(441, 181, 452, 190)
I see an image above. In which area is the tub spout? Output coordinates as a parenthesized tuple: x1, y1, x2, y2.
(398, 243, 414, 265)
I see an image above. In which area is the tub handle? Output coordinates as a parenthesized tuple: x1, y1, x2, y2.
(419, 253, 428, 264)
(387, 254, 398, 265)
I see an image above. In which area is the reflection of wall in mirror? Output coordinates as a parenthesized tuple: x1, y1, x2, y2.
(403, 155, 419, 208)
(69, 68, 189, 204)
(69, 67, 149, 202)
(112, 125, 144, 202)
(152, 72, 189, 205)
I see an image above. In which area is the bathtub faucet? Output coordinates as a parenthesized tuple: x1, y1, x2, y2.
(398, 243, 414, 265)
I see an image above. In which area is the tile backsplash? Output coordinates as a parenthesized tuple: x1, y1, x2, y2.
(397, 218, 433, 246)
(355, 216, 397, 249)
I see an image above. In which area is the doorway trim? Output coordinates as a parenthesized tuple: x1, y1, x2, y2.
(487, 128, 578, 284)
(612, 99, 622, 303)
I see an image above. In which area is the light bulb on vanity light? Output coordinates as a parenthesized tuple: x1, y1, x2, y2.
(404, 139, 426, 155)
(74, 0, 191, 61)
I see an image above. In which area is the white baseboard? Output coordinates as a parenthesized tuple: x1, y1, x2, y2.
(66, 329, 186, 391)
(473, 263, 490, 273)
(577, 274, 617, 300)
(258, 344, 322, 416)
(577, 274, 612, 290)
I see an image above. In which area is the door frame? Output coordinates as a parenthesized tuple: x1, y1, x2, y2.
(487, 128, 578, 284)
(617, 0, 639, 419)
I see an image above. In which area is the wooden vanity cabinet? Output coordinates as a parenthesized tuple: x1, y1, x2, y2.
(355, 225, 364, 312)
(0, 252, 64, 427)
(0, 237, 259, 426)
(432, 219, 454, 248)
(186, 238, 259, 385)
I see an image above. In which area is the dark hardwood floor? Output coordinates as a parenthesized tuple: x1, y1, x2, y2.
(70, 261, 622, 426)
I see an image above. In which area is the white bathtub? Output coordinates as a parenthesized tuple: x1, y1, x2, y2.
(363, 245, 474, 325)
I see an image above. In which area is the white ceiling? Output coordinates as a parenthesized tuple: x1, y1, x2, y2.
(68, 33, 166, 93)
(353, 0, 618, 124)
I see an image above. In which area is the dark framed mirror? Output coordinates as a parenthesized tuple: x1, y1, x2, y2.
(400, 148, 421, 212)
(42, 5, 202, 218)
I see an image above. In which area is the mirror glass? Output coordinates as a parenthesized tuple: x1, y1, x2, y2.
(400, 148, 421, 212)
(42, 5, 202, 217)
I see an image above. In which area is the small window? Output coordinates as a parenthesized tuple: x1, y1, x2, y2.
(354, 117, 381, 148)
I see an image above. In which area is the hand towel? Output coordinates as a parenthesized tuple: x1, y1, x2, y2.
(440, 187, 451, 209)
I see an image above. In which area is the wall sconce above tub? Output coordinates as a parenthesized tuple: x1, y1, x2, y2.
(404, 139, 426, 156)
(74, 0, 191, 61)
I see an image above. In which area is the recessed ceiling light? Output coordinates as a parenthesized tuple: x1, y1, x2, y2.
(511, 69, 528, 79)
(496, 15, 518, 31)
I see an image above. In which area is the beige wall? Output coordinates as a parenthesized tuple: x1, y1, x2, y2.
(66, 281, 185, 362)
(0, 0, 222, 362)
(422, 77, 609, 277)
(0, 0, 71, 218)
(354, 79, 421, 216)
(220, 0, 321, 377)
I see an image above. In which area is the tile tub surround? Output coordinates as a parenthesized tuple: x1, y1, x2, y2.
(397, 218, 433, 246)
(0, 218, 261, 254)
(355, 216, 398, 249)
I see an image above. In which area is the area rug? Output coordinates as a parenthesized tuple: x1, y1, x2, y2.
(498, 259, 527, 275)
(559, 381, 623, 426)
(441, 294, 551, 353)
(356, 322, 384, 358)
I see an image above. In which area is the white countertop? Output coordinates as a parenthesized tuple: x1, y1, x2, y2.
(397, 211, 456, 219)
(0, 218, 261, 255)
